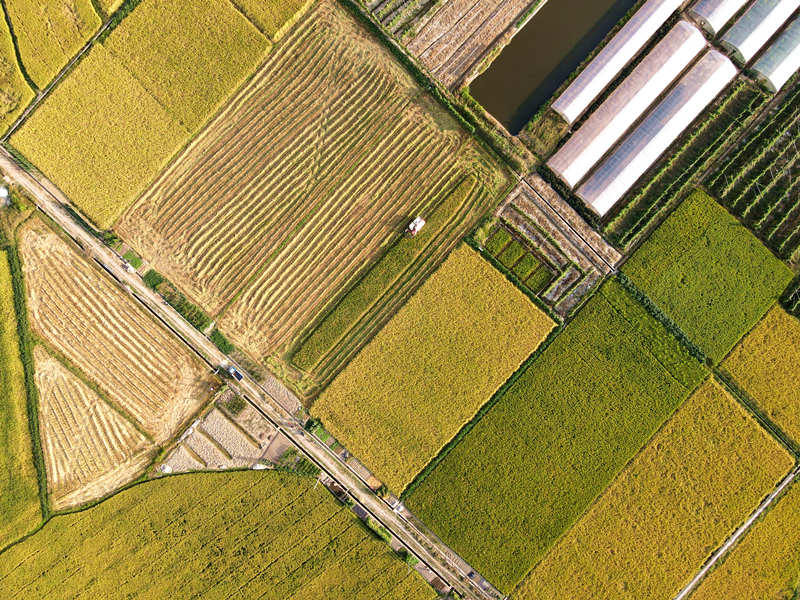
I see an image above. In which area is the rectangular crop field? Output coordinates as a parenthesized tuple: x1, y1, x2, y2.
(0, 11, 34, 135)
(623, 190, 793, 363)
(34, 346, 154, 510)
(19, 219, 213, 444)
(0, 471, 435, 599)
(405, 278, 707, 592)
(230, 0, 313, 40)
(517, 379, 793, 600)
(312, 245, 554, 492)
(691, 477, 800, 599)
(10, 0, 270, 229)
(5, 0, 100, 88)
(0, 250, 40, 547)
(723, 306, 800, 445)
(118, 0, 508, 361)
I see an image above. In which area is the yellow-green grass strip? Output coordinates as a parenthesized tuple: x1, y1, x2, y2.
(313, 244, 555, 492)
(292, 176, 479, 372)
(0, 250, 40, 548)
(230, 0, 314, 41)
(723, 305, 800, 446)
(690, 476, 800, 600)
(517, 378, 793, 600)
(0, 471, 434, 599)
(623, 190, 793, 363)
(10, 44, 189, 229)
(405, 279, 708, 592)
(103, 0, 270, 131)
(5, 0, 100, 89)
(0, 6, 34, 134)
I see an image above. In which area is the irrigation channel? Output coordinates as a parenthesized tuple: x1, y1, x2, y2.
(470, 0, 638, 133)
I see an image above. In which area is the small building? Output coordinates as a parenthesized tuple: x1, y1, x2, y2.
(688, 0, 751, 36)
(551, 0, 684, 124)
(577, 49, 737, 216)
(0, 186, 9, 207)
(721, 0, 800, 65)
(752, 16, 800, 91)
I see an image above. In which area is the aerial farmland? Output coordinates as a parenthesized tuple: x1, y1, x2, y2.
(0, 0, 798, 598)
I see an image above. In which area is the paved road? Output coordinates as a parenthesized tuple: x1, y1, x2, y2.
(0, 148, 502, 600)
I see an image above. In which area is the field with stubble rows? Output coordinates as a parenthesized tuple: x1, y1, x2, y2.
(118, 0, 506, 363)
(19, 219, 213, 445)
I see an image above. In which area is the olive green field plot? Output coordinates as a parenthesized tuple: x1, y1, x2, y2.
(0, 8, 34, 135)
(405, 278, 707, 592)
(10, 0, 270, 229)
(691, 477, 800, 600)
(723, 306, 800, 445)
(312, 245, 555, 492)
(5, 0, 101, 88)
(0, 471, 435, 599)
(516, 379, 793, 600)
(0, 250, 40, 548)
(623, 190, 794, 363)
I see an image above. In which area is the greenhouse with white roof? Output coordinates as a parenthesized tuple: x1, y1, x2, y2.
(721, 0, 800, 64)
(576, 50, 737, 217)
(550, 0, 684, 124)
(752, 16, 800, 91)
(688, 0, 751, 35)
(548, 20, 706, 188)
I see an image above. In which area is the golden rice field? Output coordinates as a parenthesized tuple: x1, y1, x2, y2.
(19, 220, 212, 444)
(691, 478, 800, 600)
(313, 245, 554, 491)
(103, 0, 269, 130)
(34, 346, 154, 510)
(10, 45, 188, 229)
(0, 11, 34, 135)
(517, 379, 793, 600)
(118, 0, 507, 360)
(723, 306, 800, 444)
(96, 0, 124, 17)
(0, 250, 40, 548)
(231, 0, 314, 40)
(5, 0, 100, 88)
(11, 0, 271, 229)
(0, 471, 435, 599)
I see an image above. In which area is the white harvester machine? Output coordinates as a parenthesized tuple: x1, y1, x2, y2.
(406, 216, 426, 236)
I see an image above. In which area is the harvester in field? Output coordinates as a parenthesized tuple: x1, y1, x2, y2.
(406, 216, 425, 236)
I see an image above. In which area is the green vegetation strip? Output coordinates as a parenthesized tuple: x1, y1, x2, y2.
(0, 472, 434, 599)
(623, 190, 793, 363)
(405, 279, 707, 592)
(292, 177, 477, 371)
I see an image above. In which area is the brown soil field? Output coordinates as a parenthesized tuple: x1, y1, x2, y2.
(406, 0, 533, 88)
(117, 0, 506, 360)
(19, 219, 213, 444)
(34, 347, 154, 510)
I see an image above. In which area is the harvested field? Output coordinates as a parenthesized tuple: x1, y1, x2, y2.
(19, 219, 212, 444)
(0, 12, 34, 135)
(230, 0, 313, 40)
(517, 381, 793, 600)
(691, 478, 800, 600)
(623, 190, 793, 362)
(517, 379, 793, 600)
(723, 306, 800, 444)
(5, 0, 100, 88)
(0, 250, 40, 547)
(34, 346, 154, 510)
(405, 0, 535, 88)
(10, 45, 188, 228)
(0, 471, 435, 599)
(103, 0, 269, 131)
(406, 278, 707, 592)
(118, 0, 507, 360)
(313, 245, 554, 492)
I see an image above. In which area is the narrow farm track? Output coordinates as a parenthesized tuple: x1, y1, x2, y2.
(19, 221, 211, 444)
(33, 347, 154, 510)
(117, 0, 499, 359)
